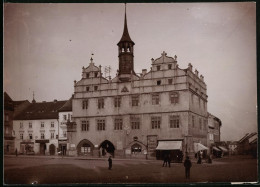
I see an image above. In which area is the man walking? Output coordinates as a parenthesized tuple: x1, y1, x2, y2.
(108, 156, 112, 170)
(162, 154, 168, 167)
(184, 156, 192, 179)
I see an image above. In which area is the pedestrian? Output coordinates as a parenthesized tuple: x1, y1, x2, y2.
(167, 154, 171, 167)
(15, 148, 18, 157)
(197, 152, 202, 164)
(108, 156, 112, 170)
(184, 156, 192, 179)
(162, 154, 168, 167)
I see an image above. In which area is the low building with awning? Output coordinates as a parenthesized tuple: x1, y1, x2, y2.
(155, 140, 183, 162)
(193, 143, 208, 153)
(217, 146, 228, 152)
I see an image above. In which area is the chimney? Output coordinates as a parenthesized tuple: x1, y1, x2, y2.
(200, 75, 204, 81)
(151, 58, 154, 63)
(188, 63, 193, 71)
(142, 69, 147, 75)
(54, 99, 58, 103)
(195, 69, 199, 76)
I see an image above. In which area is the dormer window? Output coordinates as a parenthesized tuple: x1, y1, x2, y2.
(86, 73, 89, 78)
(168, 64, 172, 69)
(94, 72, 98, 77)
(157, 65, 161, 71)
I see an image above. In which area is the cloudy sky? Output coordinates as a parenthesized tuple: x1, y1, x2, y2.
(4, 3, 257, 141)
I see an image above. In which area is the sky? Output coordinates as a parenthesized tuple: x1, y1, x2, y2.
(4, 3, 257, 141)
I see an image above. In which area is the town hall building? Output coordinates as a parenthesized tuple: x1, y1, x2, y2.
(68, 6, 209, 161)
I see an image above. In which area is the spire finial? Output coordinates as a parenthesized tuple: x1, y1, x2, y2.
(32, 91, 36, 103)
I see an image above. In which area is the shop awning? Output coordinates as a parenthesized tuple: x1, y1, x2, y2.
(218, 146, 228, 152)
(194, 143, 208, 153)
(212, 146, 221, 151)
(156, 141, 182, 150)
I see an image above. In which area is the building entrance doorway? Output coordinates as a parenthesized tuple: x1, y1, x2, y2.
(99, 140, 115, 157)
(49, 144, 55, 155)
(40, 143, 46, 155)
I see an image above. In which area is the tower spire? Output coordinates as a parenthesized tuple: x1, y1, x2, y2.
(117, 3, 135, 81)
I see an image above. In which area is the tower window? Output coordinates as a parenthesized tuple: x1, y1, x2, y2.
(86, 73, 89, 78)
(82, 100, 88, 109)
(169, 92, 179, 104)
(127, 47, 130, 52)
(97, 119, 105, 131)
(152, 94, 160, 105)
(157, 65, 161, 71)
(169, 115, 180, 128)
(157, 80, 161, 85)
(132, 95, 139, 106)
(114, 96, 121, 108)
(168, 64, 172, 69)
(98, 98, 104, 109)
(122, 48, 125, 52)
(131, 116, 140, 129)
(114, 118, 123, 130)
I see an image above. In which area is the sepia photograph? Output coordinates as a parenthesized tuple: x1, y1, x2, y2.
(3, 2, 257, 184)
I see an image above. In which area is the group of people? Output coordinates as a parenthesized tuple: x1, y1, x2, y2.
(162, 154, 171, 167)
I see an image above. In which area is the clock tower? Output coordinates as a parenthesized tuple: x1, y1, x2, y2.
(117, 4, 135, 82)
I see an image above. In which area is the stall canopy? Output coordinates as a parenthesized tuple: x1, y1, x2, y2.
(212, 146, 221, 151)
(218, 146, 228, 152)
(156, 141, 182, 150)
(194, 143, 208, 153)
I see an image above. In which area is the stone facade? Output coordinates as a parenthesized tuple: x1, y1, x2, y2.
(207, 113, 221, 147)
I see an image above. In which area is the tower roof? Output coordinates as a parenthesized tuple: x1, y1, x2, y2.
(117, 4, 135, 45)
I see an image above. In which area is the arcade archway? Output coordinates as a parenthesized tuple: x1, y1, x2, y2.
(99, 140, 115, 157)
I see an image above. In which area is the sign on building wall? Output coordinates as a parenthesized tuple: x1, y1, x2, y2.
(125, 149, 131, 154)
(147, 135, 158, 155)
(117, 141, 123, 150)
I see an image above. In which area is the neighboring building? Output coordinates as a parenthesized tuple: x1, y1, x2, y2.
(69, 7, 210, 161)
(4, 92, 15, 154)
(13, 100, 31, 118)
(207, 113, 222, 147)
(58, 96, 73, 155)
(237, 132, 257, 157)
(13, 99, 66, 155)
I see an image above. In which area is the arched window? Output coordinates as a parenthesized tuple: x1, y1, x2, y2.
(131, 143, 142, 154)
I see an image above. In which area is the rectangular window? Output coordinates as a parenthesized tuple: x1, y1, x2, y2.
(131, 116, 140, 129)
(68, 114, 71, 121)
(199, 118, 202, 130)
(41, 122, 44, 128)
(29, 133, 33, 140)
(132, 95, 139, 106)
(152, 94, 160, 105)
(114, 96, 121, 108)
(170, 115, 180, 128)
(151, 116, 161, 129)
(170, 92, 179, 104)
(63, 115, 67, 120)
(20, 134, 23, 140)
(97, 119, 105, 131)
(86, 73, 89, 78)
(168, 64, 172, 69)
(82, 100, 88, 109)
(86, 121, 89, 131)
(98, 98, 104, 109)
(114, 118, 123, 130)
(51, 121, 54, 128)
(63, 131, 67, 138)
(51, 133, 54, 139)
(86, 87, 90, 92)
(94, 86, 98, 91)
(41, 133, 45, 139)
(20, 122, 23, 128)
(81, 121, 87, 131)
(192, 116, 195, 128)
(156, 65, 161, 71)
(29, 122, 32, 128)
(157, 80, 161, 85)
(95, 72, 98, 77)
(168, 79, 173, 84)
(209, 134, 214, 141)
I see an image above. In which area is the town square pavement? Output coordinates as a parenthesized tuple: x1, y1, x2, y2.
(4, 155, 258, 184)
